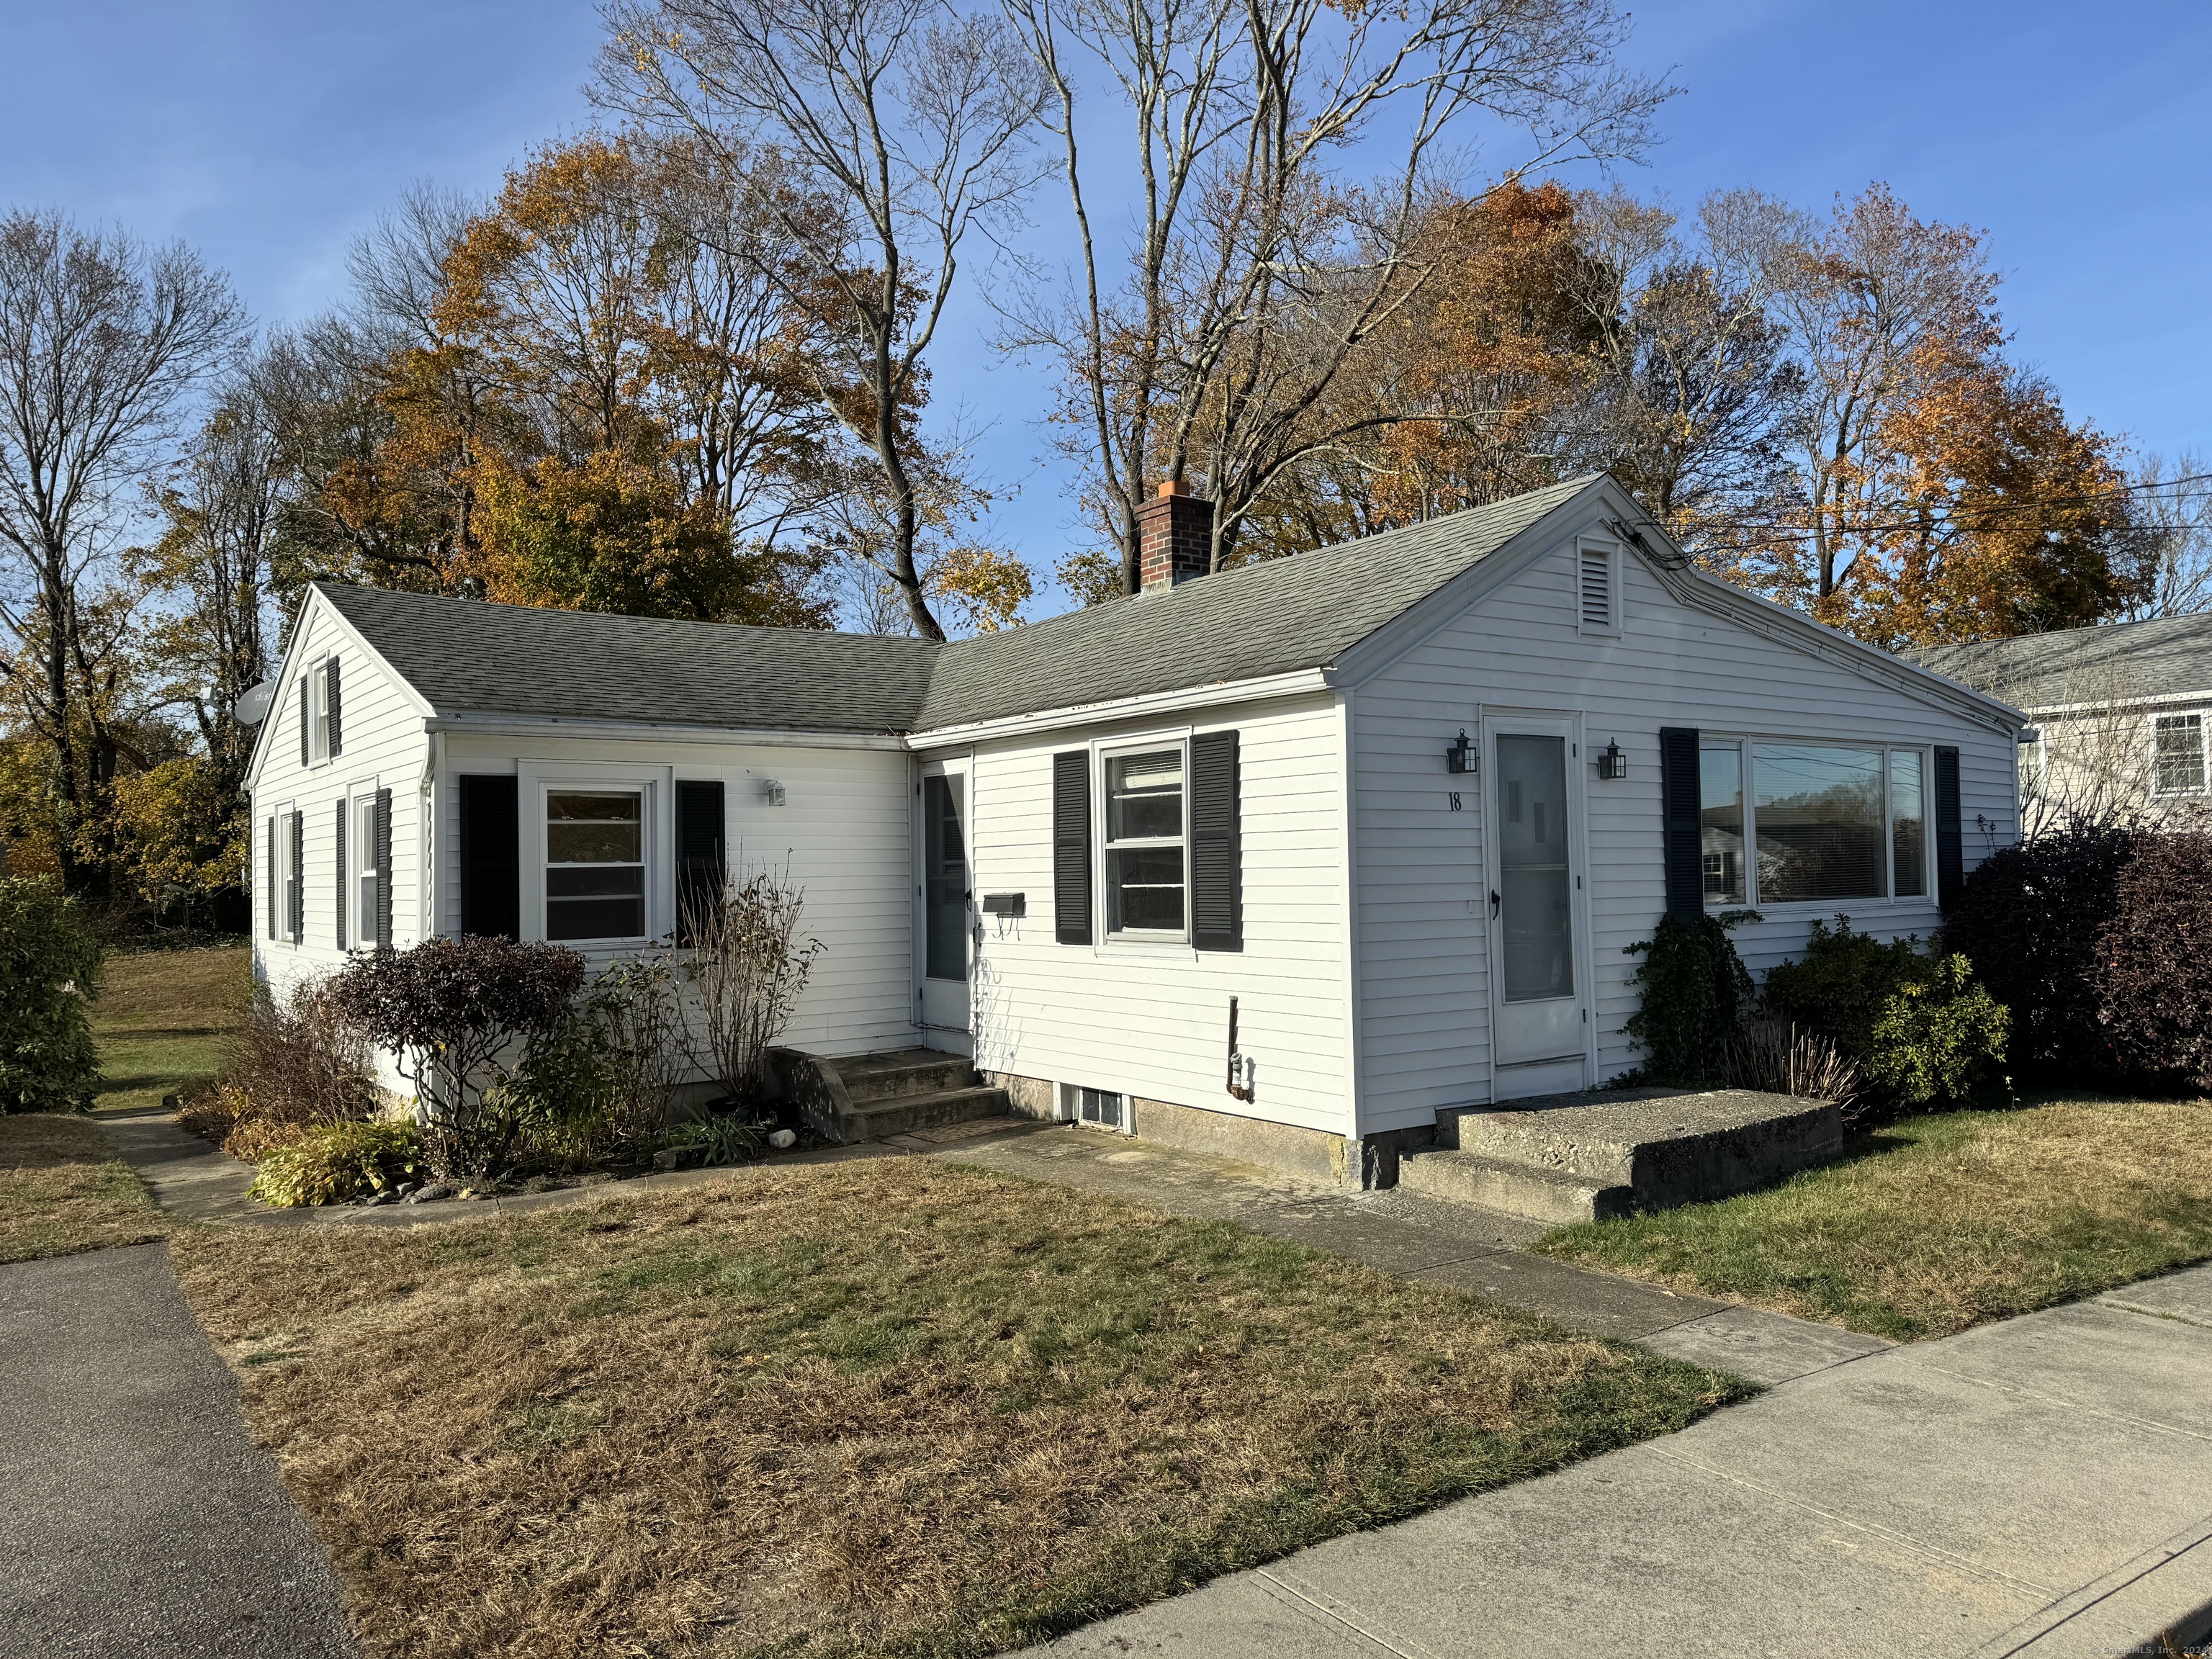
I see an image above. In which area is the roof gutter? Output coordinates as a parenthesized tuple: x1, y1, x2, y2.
(421, 714, 908, 750)
(906, 668, 1333, 747)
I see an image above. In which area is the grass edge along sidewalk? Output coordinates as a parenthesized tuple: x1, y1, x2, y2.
(1535, 1093, 2212, 1342)
(171, 1158, 1748, 1659)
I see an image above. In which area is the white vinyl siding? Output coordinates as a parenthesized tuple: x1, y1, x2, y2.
(250, 602, 427, 1011)
(435, 734, 918, 1058)
(1350, 515, 2018, 1132)
(951, 692, 1351, 1139)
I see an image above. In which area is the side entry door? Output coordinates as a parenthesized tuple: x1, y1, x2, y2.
(916, 758, 973, 1048)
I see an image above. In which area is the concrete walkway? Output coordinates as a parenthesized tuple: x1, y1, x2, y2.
(1026, 1264, 2212, 1659)
(0, 1244, 359, 1658)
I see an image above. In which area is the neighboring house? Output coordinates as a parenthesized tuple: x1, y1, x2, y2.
(243, 474, 2021, 1184)
(1917, 613, 2212, 831)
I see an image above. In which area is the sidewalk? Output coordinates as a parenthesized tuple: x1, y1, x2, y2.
(1025, 1263, 2212, 1659)
(0, 1244, 359, 1658)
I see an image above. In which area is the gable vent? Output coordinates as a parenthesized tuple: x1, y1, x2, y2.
(1579, 546, 1614, 631)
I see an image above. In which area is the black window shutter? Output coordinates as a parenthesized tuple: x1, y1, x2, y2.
(265, 815, 276, 940)
(676, 780, 726, 942)
(1934, 745, 1964, 913)
(334, 798, 348, 950)
(1659, 726, 1701, 922)
(325, 658, 342, 757)
(373, 788, 394, 949)
(1190, 730, 1242, 951)
(457, 775, 516, 940)
(287, 811, 303, 940)
(298, 680, 310, 768)
(1053, 750, 1092, 945)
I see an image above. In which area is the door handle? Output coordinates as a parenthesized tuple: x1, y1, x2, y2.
(1490, 889, 1501, 918)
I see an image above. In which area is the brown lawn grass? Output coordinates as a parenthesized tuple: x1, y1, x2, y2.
(91, 944, 251, 1116)
(1, 1113, 167, 1263)
(1537, 1094, 2212, 1341)
(172, 1159, 1745, 1658)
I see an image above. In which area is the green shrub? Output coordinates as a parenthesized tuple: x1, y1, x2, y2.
(1763, 917, 2008, 1113)
(1623, 911, 1758, 1085)
(0, 876, 105, 1114)
(1862, 955, 2011, 1108)
(248, 1121, 426, 1208)
(1761, 916, 1928, 1057)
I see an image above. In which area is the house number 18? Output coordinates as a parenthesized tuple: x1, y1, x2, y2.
(1448, 792, 1462, 811)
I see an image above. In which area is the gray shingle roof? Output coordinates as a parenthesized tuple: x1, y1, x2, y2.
(1913, 613, 2212, 711)
(318, 585, 938, 732)
(315, 475, 1600, 736)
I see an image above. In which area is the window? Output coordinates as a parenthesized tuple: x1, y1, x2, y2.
(308, 661, 330, 765)
(355, 794, 379, 946)
(1103, 746, 1184, 935)
(1699, 742, 1745, 905)
(279, 808, 300, 942)
(1890, 751, 1926, 899)
(1701, 739, 1931, 907)
(546, 791, 645, 940)
(1063, 1083, 1125, 1130)
(2153, 714, 2207, 796)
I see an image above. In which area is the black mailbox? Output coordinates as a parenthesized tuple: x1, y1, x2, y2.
(980, 893, 1026, 917)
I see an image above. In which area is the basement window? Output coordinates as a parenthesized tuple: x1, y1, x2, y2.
(1062, 1083, 1126, 1132)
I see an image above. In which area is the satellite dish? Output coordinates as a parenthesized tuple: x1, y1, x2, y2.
(235, 679, 275, 727)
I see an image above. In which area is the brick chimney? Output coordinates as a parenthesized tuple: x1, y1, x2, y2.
(1138, 480, 1214, 591)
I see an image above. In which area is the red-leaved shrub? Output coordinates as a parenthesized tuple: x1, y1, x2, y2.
(2091, 830, 2212, 1094)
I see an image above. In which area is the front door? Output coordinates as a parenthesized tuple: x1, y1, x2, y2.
(1486, 717, 1590, 1094)
(916, 759, 973, 1048)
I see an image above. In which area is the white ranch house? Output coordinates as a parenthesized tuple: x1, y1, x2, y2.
(243, 474, 2023, 1185)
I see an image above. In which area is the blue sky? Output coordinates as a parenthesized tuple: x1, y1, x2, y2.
(6, 0, 2206, 619)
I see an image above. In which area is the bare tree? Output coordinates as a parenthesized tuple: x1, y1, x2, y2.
(2116, 452, 2212, 621)
(596, 0, 1050, 640)
(1001, 0, 1671, 586)
(0, 210, 246, 891)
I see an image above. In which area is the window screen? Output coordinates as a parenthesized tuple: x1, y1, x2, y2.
(2154, 714, 2206, 796)
(1699, 742, 1745, 905)
(546, 791, 645, 940)
(1752, 744, 1886, 903)
(1105, 748, 1184, 933)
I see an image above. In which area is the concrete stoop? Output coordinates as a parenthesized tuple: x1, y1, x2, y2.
(770, 1046, 1012, 1144)
(1398, 1086, 1843, 1226)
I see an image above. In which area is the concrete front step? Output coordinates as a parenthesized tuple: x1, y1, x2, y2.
(768, 1046, 1012, 1144)
(837, 1048, 979, 1105)
(845, 1084, 1012, 1142)
(1397, 1148, 1630, 1227)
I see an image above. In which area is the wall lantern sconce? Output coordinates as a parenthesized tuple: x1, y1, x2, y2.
(1595, 739, 1627, 781)
(760, 778, 787, 806)
(1445, 729, 1475, 775)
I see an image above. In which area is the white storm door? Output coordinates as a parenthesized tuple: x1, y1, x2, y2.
(1485, 716, 1591, 1078)
(916, 758, 973, 1040)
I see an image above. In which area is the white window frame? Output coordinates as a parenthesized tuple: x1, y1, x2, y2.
(276, 801, 300, 944)
(1573, 534, 1623, 639)
(348, 782, 381, 952)
(1096, 733, 1191, 946)
(2149, 711, 2208, 798)
(1699, 736, 1935, 912)
(542, 783, 652, 946)
(306, 656, 332, 768)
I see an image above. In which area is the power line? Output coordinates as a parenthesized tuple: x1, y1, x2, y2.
(1685, 469, 2212, 550)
